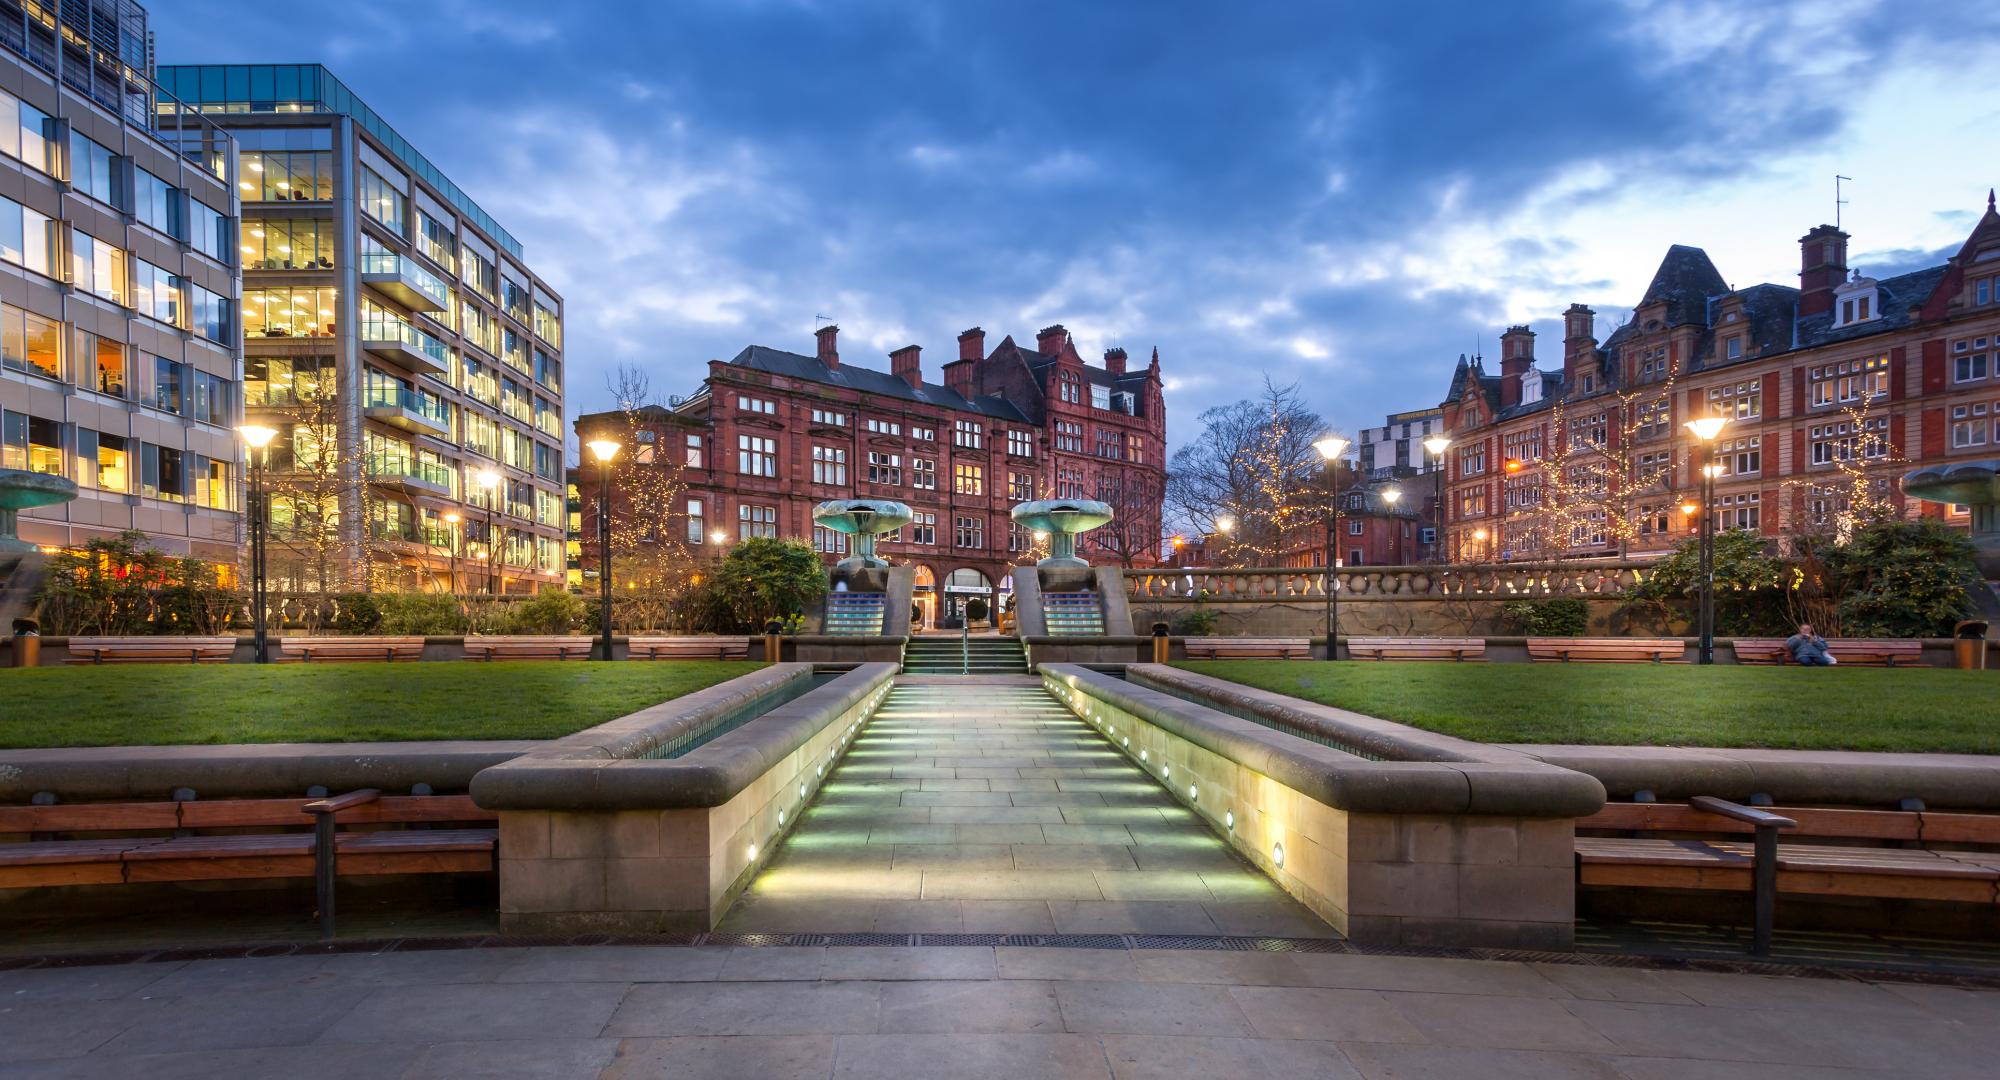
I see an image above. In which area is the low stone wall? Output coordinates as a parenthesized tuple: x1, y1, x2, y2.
(8, 634, 913, 666)
(470, 662, 897, 934)
(1512, 745, 2000, 811)
(1128, 597, 1678, 639)
(0, 741, 531, 802)
(1041, 663, 1603, 949)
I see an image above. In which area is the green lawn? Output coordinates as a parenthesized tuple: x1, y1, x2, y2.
(0, 661, 763, 748)
(1173, 661, 2000, 754)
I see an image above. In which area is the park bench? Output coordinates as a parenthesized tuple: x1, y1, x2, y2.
(1347, 636, 1487, 661)
(1731, 638, 1925, 667)
(628, 636, 751, 661)
(279, 636, 426, 663)
(64, 636, 236, 664)
(1182, 637, 1313, 660)
(1527, 637, 1684, 663)
(463, 635, 596, 661)
(0, 790, 497, 936)
(1576, 797, 2000, 954)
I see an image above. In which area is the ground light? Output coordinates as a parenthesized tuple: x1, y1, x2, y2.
(1188, 784, 1199, 801)
(747, 843, 758, 861)
(1272, 841, 1285, 868)
(1225, 809, 1234, 831)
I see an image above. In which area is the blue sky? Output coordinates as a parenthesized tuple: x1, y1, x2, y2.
(159, 0, 2000, 446)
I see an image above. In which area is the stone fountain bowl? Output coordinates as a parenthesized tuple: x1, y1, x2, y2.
(0, 468, 78, 513)
(812, 498, 914, 535)
(1010, 499, 1114, 535)
(1900, 460, 2000, 507)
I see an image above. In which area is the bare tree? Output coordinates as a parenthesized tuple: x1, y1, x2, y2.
(257, 364, 377, 594)
(585, 364, 699, 629)
(1165, 378, 1333, 566)
(1084, 467, 1165, 568)
(1514, 360, 1685, 560)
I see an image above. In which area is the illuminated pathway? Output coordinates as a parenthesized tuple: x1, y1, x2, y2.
(720, 676, 1335, 936)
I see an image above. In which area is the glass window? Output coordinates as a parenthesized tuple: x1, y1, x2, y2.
(133, 168, 180, 237)
(738, 504, 777, 539)
(17, 100, 50, 175)
(244, 285, 336, 338)
(359, 165, 407, 233)
(80, 333, 125, 396)
(188, 369, 231, 425)
(241, 218, 335, 270)
(141, 443, 187, 502)
(245, 355, 334, 406)
(131, 260, 183, 327)
(93, 431, 129, 491)
(685, 433, 703, 469)
(1, 305, 61, 379)
(737, 434, 777, 477)
(238, 150, 332, 202)
(416, 208, 455, 271)
(70, 232, 128, 306)
(151, 356, 185, 414)
(67, 131, 116, 204)
(534, 349, 561, 393)
(0, 196, 53, 278)
(461, 248, 496, 301)
(188, 200, 228, 263)
(533, 301, 560, 347)
(187, 285, 231, 344)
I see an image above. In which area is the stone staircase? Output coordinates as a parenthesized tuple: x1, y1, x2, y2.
(902, 636, 1030, 675)
(1040, 591, 1105, 635)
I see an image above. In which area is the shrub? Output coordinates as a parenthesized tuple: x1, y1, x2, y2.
(33, 531, 236, 635)
(965, 597, 990, 623)
(1627, 530, 1792, 636)
(377, 592, 468, 636)
(1175, 608, 1220, 635)
(1821, 517, 1978, 638)
(710, 538, 828, 630)
(502, 590, 588, 634)
(329, 592, 382, 634)
(1500, 597, 1590, 636)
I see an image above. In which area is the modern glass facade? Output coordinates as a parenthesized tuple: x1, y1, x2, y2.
(157, 63, 565, 592)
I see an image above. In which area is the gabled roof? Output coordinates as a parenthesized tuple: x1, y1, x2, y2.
(1013, 340, 1155, 389)
(724, 346, 1033, 424)
(1792, 265, 1949, 351)
(1638, 245, 1729, 328)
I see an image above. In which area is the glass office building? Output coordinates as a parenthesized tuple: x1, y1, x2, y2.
(156, 63, 566, 592)
(0, 0, 246, 565)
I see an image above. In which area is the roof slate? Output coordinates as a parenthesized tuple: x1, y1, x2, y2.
(724, 346, 1034, 424)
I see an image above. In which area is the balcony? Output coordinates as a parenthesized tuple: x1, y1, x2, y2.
(363, 385, 451, 436)
(366, 454, 453, 496)
(360, 251, 449, 312)
(363, 317, 450, 377)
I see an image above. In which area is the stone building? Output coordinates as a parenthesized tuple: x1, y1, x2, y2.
(578, 324, 1168, 627)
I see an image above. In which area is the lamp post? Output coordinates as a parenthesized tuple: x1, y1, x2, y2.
(443, 511, 462, 593)
(1314, 436, 1349, 660)
(473, 467, 502, 595)
(1382, 487, 1403, 564)
(1423, 435, 1451, 563)
(237, 425, 278, 664)
(1683, 417, 1731, 665)
(585, 438, 621, 661)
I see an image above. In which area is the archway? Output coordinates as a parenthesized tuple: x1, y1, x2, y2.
(911, 564, 937, 629)
(943, 567, 992, 628)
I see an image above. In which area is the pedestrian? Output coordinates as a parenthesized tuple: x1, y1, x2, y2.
(1786, 622, 1837, 666)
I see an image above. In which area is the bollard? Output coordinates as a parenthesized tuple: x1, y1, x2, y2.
(1151, 622, 1170, 664)
(1955, 620, 1989, 670)
(764, 620, 783, 664)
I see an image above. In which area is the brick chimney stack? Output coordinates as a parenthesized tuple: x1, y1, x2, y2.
(1563, 304, 1595, 369)
(890, 344, 922, 389)
(1798, 224, 1849, 317)
(1104, 347, 1127, 375)
(815, 324, 839, 369)
(1497, 325, 1534, 408)
(1036, 324, 1068, 355)
(957, 327, 985, 362)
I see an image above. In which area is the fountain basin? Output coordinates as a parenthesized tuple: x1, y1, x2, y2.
(0, 468, 77, 556)
(812, 499, 913, 571)
(1903, 460, 2000, 576)
(1010, 499, 1113, 568)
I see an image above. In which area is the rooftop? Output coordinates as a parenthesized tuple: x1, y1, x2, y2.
(155, 63, 523, 258)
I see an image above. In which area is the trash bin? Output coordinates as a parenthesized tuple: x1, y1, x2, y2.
(1151, 622, 1170, 664)
(1955, 620, 1989, 670)
(10, 619, 37, 668)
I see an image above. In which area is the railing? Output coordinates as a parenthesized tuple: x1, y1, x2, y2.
(366, 454, 453, 490)
(1123, 561, 1652, 603)
(363, 385, 451, 427)
(361, 311, 450, 364)
(360, 250, 451, 308)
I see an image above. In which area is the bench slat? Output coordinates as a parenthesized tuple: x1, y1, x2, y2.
(0, 803, 180, 834)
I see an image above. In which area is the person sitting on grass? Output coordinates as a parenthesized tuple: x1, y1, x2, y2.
(1786, 623, 1837, 666)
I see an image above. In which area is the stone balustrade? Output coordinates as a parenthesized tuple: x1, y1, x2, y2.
(1123, 561, 1652, 604)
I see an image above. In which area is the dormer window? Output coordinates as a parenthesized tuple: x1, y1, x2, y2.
(1519, 369, 1542, 405)
(1832, 272, 1878, 328)
(1976, 274, 1999, 307)
(1726, 336, 1743, 361)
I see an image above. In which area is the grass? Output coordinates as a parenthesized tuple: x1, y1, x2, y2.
(0, 661, 764, 748)
(1173, 660, 2000, 754)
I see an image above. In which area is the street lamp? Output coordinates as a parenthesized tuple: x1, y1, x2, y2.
(473, 467, 502, 595)
(1683, 416, 1731, 665)
(1382, 487, 1403, 564)
(1314, 435, 1349, 660)
(585, 438, 621, 661)
(1473, 526, 1489, 561)
(442, 511, 462, 593)
(238, 424, 278, 663)
(1423, 435, 1450, 563)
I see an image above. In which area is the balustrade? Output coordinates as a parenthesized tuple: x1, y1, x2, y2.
(1122, 561, 1650, 602)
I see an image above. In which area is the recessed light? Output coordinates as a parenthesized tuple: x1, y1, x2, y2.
(1272, 842, 1285, 868)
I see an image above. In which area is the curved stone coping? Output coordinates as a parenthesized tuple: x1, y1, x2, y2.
(471, 663, 897, 812)
(1043, 664, 1603, 817)
(1510, 744, 2000, 810)
(0, 741, 535, 801)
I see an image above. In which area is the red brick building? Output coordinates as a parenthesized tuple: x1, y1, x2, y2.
(579, 324, 1167, 627)
(1438, 194, 2000, 562)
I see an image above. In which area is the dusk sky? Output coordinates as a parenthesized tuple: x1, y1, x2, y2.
(159, 0, 2000, 448)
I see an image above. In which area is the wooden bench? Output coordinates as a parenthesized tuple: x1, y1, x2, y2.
(279, 636, 427, 663)
(0, 791, 497, 937)
(1183, 637, 1313, 660)
(1348, 636, 1487, 662)
(463, 636, 596, 661)
(1731, 638, 1926, 667)
(1527, 637, 1684, 663)
(1577, 797, 2000, 954)
(628, 636, 751, 661)
(64, 636, 236, 664)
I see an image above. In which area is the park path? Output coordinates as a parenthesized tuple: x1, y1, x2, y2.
(718, 676, 1333, 937)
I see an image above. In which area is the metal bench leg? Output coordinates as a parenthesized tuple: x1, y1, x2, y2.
(313, 810, 338, 940)
(1752, 823, 1778, 956)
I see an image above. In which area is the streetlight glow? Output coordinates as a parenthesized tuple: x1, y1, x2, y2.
(1684, 416, 1730, 442)
(1215, 515, 1235, 534)
(586, 438, 621, 463)
(1382, 488, 1402, 506)
(1423, 435, 1452, 457)
(1313, 436, 1349, 462)
(237, 424, 278, 449)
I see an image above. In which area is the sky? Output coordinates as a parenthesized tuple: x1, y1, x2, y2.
(158, 0, 2000, 448)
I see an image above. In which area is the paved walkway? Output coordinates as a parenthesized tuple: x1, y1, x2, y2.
(2, 943, 1996, 1077)
(719, 677, 1330, 937)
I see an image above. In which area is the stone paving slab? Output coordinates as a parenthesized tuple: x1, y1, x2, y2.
(1, 943, 1995, 1077)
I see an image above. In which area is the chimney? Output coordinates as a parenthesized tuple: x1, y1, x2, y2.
(1563, 304, 1595, 367)
(1036, 324, 1068, 355)
(890, 344, 922, 389)
(1498, 326, 1533, 408)
(942, 358, 975, 398)
(1103, 347, 1127, 375)
(815, 324, 839, 368)
(957, 326, 985, 362)
(1798, 224, 1849, 317)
